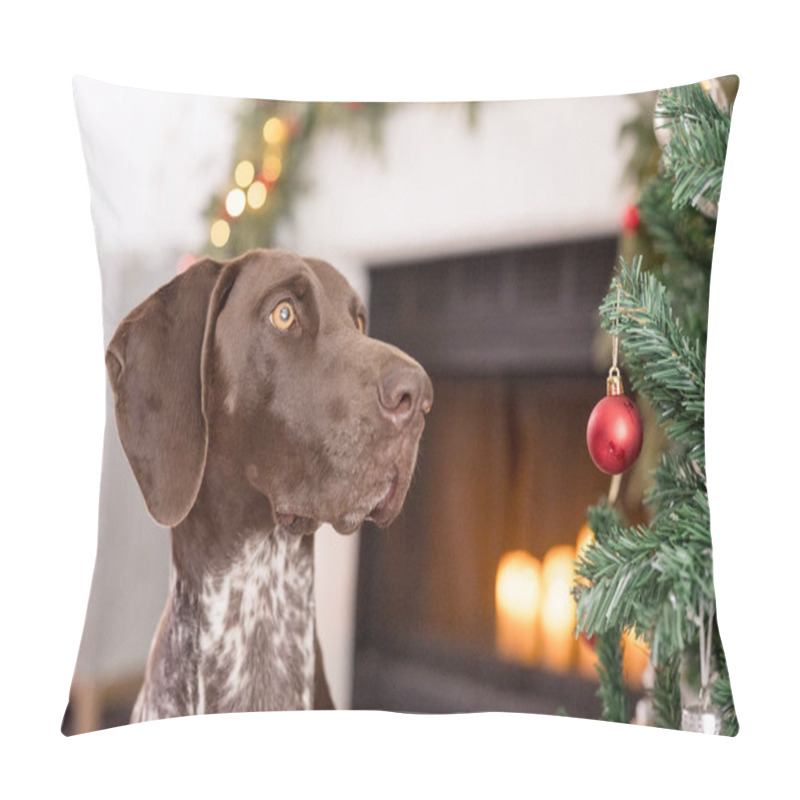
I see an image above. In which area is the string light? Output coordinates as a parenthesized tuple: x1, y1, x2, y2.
(247, 180, 267, 210)
(234, 160, 255, 188)
(262, 154, 282, 183)
(210, 219, 230, 248)
(218, 119, 281, 242)
(225, 188, 247, 217)
(262, 116, 288, 146)
(214, 113, 292, 245)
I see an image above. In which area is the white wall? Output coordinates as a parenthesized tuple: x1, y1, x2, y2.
(279, 95, 636, 708)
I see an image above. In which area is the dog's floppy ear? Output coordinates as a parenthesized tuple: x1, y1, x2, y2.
(106, 259, 225, 527)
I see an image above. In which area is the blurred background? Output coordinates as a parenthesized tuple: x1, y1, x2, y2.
(65, 77, 660, 732)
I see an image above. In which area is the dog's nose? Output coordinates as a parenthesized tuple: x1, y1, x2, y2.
(377, 366, 433, 428)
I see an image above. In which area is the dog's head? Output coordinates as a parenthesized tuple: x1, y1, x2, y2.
(106, 249, 432, 536)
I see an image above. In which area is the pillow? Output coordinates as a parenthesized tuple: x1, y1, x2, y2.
(65, 75, 738, 736)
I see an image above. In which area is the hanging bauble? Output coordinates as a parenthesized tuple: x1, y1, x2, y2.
(681, 702, 722, 735)
(621, 204, 640, 235)
(586, 369, 643, 475)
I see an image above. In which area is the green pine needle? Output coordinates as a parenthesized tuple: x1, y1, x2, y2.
(654, 83, 732, 214)
(600, 256, 706, 465)
(652, 655, 682, 729)
(595, 627, 628, 724)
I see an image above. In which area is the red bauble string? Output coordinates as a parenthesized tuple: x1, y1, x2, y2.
(587, 283, 644, 475)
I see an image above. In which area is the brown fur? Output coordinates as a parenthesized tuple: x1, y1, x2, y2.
(107, 249, 432, 718)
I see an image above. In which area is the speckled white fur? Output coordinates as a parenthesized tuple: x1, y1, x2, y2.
(131, 526, 316, 721)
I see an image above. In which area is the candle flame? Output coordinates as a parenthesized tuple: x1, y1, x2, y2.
(495, 550, 542, 663)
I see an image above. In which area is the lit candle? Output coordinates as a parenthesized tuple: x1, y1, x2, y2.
(540, 544, 578, 672)
(495, 551, 542, 663)
(575, 524, 598, 677)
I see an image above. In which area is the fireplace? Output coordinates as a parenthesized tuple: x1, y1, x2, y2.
(352, 236, 646, 718)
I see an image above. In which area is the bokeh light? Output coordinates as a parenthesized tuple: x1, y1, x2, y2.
(262, 117, 288, 146)
(234, 160, 255, 188)
(262, 155, 282, 182)
(247, 180, 267, 209)
(210, 219, 230, 248)
(225, 188, 247, 217)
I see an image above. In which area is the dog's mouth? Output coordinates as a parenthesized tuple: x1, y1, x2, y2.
(271, 410, 426, 537)
(366, 468, 400, 528)
(274, 466, 404, 536)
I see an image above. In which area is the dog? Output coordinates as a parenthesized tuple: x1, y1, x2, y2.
(106, 248, 433, 721)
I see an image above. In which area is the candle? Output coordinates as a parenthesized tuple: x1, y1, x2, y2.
(495, 550, 542, 663)
(540, 544, 578, 672)
(575, 523, 598, 677)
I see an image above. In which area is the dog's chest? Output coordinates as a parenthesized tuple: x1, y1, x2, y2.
(196, 529, 316, 713)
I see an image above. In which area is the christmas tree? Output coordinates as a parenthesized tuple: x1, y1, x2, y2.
(574, 78, 739, 735)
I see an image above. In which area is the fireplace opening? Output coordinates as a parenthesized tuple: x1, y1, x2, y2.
(352, 236, 647, 717)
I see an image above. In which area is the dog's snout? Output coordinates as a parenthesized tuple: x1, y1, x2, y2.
(377, 366, 433, 427)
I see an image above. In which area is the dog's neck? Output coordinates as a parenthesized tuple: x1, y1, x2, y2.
(132, 454, 318, 721)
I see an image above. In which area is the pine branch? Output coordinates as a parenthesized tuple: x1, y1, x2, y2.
(595, 627, 628, 724)
(654, 83, 731, 215)
(638, 167, 716, 275)
(637, 177, 715, 341)
(710, 627, 739, 736)
(710, 672, 739, 737)
(646, 449, 706, 523)
(652, 654, 682, 729)
(576, 492, 714, 667)
(574, 502, 665, 644)
(600, 256, 706, 465)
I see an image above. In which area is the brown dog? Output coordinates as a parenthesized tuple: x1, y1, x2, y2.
(106, 249, 432, 720)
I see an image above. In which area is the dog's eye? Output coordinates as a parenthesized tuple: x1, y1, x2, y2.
(356, 315, 366, 334)
(270, 300, 296, 331)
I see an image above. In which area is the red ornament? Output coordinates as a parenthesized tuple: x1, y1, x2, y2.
(586, 370, 643, 475)
(621, 204, 640, 235)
